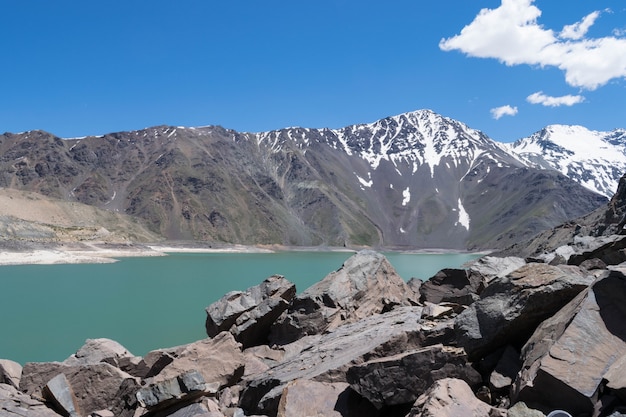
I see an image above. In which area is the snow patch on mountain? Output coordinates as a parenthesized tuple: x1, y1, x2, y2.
(456, 198, 470, 230)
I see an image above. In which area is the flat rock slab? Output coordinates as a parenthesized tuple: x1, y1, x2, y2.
(0, 360, 22, 389)
(346, 344, 482, 409)
(240, 306, 424, 416)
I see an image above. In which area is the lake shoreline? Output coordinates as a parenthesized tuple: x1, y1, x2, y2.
(0, 240, 487, 266)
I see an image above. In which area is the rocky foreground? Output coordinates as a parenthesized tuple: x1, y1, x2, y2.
(2, 244, 626, 417)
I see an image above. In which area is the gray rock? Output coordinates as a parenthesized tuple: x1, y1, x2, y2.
(406, 378, 507, 417)
(42, 373, 80, 417)
(0, 383, 62, 417)
(346, 344, 482, 409)
(270, 250, 418, 344)
(240, 306, 424, 416)
(512, 269, 626, 416)
(455, 263, 593, 359)
(205, 275, 296, 348)
(0, 359, 22, 389)
(419, 268, 484, 305)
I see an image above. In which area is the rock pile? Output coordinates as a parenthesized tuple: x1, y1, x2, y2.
(2, 248, 626, 416)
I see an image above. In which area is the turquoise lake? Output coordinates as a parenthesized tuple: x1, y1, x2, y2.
(0, 251, 481, 364)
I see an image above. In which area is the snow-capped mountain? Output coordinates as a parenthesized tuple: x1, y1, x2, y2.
(0, 110, 609, 251)
(507, 125, 626, 198)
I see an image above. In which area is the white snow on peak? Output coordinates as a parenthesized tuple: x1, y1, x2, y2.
(356, 172, 373, 189)
(509, 125, 626, 197)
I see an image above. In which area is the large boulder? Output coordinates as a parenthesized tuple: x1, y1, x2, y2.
(270, 250, 418, 344)
(419, 268, 485, 305)
(512, 268, 626, 415)
(19, 361, 138, 417)
(240, 306, 424, 416)
(406, 378, 506, 417)
(0, 360, 22, 389)
(205, 275, 296, 348)
(0, 383, 62, 417)
(63, 338, 135, 367)
(346, 344, 481, 409)
(148, 332, 245, 390)
(135, 370, 210, 412)
(465, 256, 526, 283)
(276, 379, 377, 417)
(455, 263, 593, 359)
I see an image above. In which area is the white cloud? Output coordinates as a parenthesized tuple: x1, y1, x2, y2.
(439, 0, 626, 90)
(560, 11, 600, 40)
(526, 91, 585, 107)
(491, 105, 518, 119)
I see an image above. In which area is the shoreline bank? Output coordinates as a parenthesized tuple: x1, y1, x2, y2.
(0, 241, 486, 266)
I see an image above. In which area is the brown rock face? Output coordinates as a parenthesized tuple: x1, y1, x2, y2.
(269, 250, 418, 344)
(512, 268, 626, 415)
(419, 268, 485, 305)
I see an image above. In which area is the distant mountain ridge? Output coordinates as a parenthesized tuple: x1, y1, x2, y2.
(0, 110, 611, 250)
(507, 125, 626, 198)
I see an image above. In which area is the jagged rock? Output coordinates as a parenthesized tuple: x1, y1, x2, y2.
(136, 370, 208, 411)
(159, 401, 215, 417)
(455, 263, 593, 359)
(149, 332, 245, 390)
(0, 383, 62, 417)
(419, 268, 484, 305)
(269, 250, 418, 344)
(406, 378, 506, 417)
(19, 362, 138, 416)
(276, 379, 377, 417)
(205, 275, 296, 348)
(466, 256, 526, 284)
(512, 269, 626, 416)
(346, 344, 482, 409)
(0, 359, 22, 389)
(42, 373, 80, 417)
(240, 306, 424, 416)
(90, 411, 115, 417)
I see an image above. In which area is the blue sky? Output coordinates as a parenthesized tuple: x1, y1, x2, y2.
(1, 1, 625, 142)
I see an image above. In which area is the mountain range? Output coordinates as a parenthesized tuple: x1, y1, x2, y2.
(0, 109, 620, 250)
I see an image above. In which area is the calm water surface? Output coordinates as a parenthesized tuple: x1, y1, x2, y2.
(0, 251, 481, 364)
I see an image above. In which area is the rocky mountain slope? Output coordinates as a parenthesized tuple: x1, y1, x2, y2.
(0, 110, 609, 250)
(0, 188, 160, 249)
(507, 125, 626, 198)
